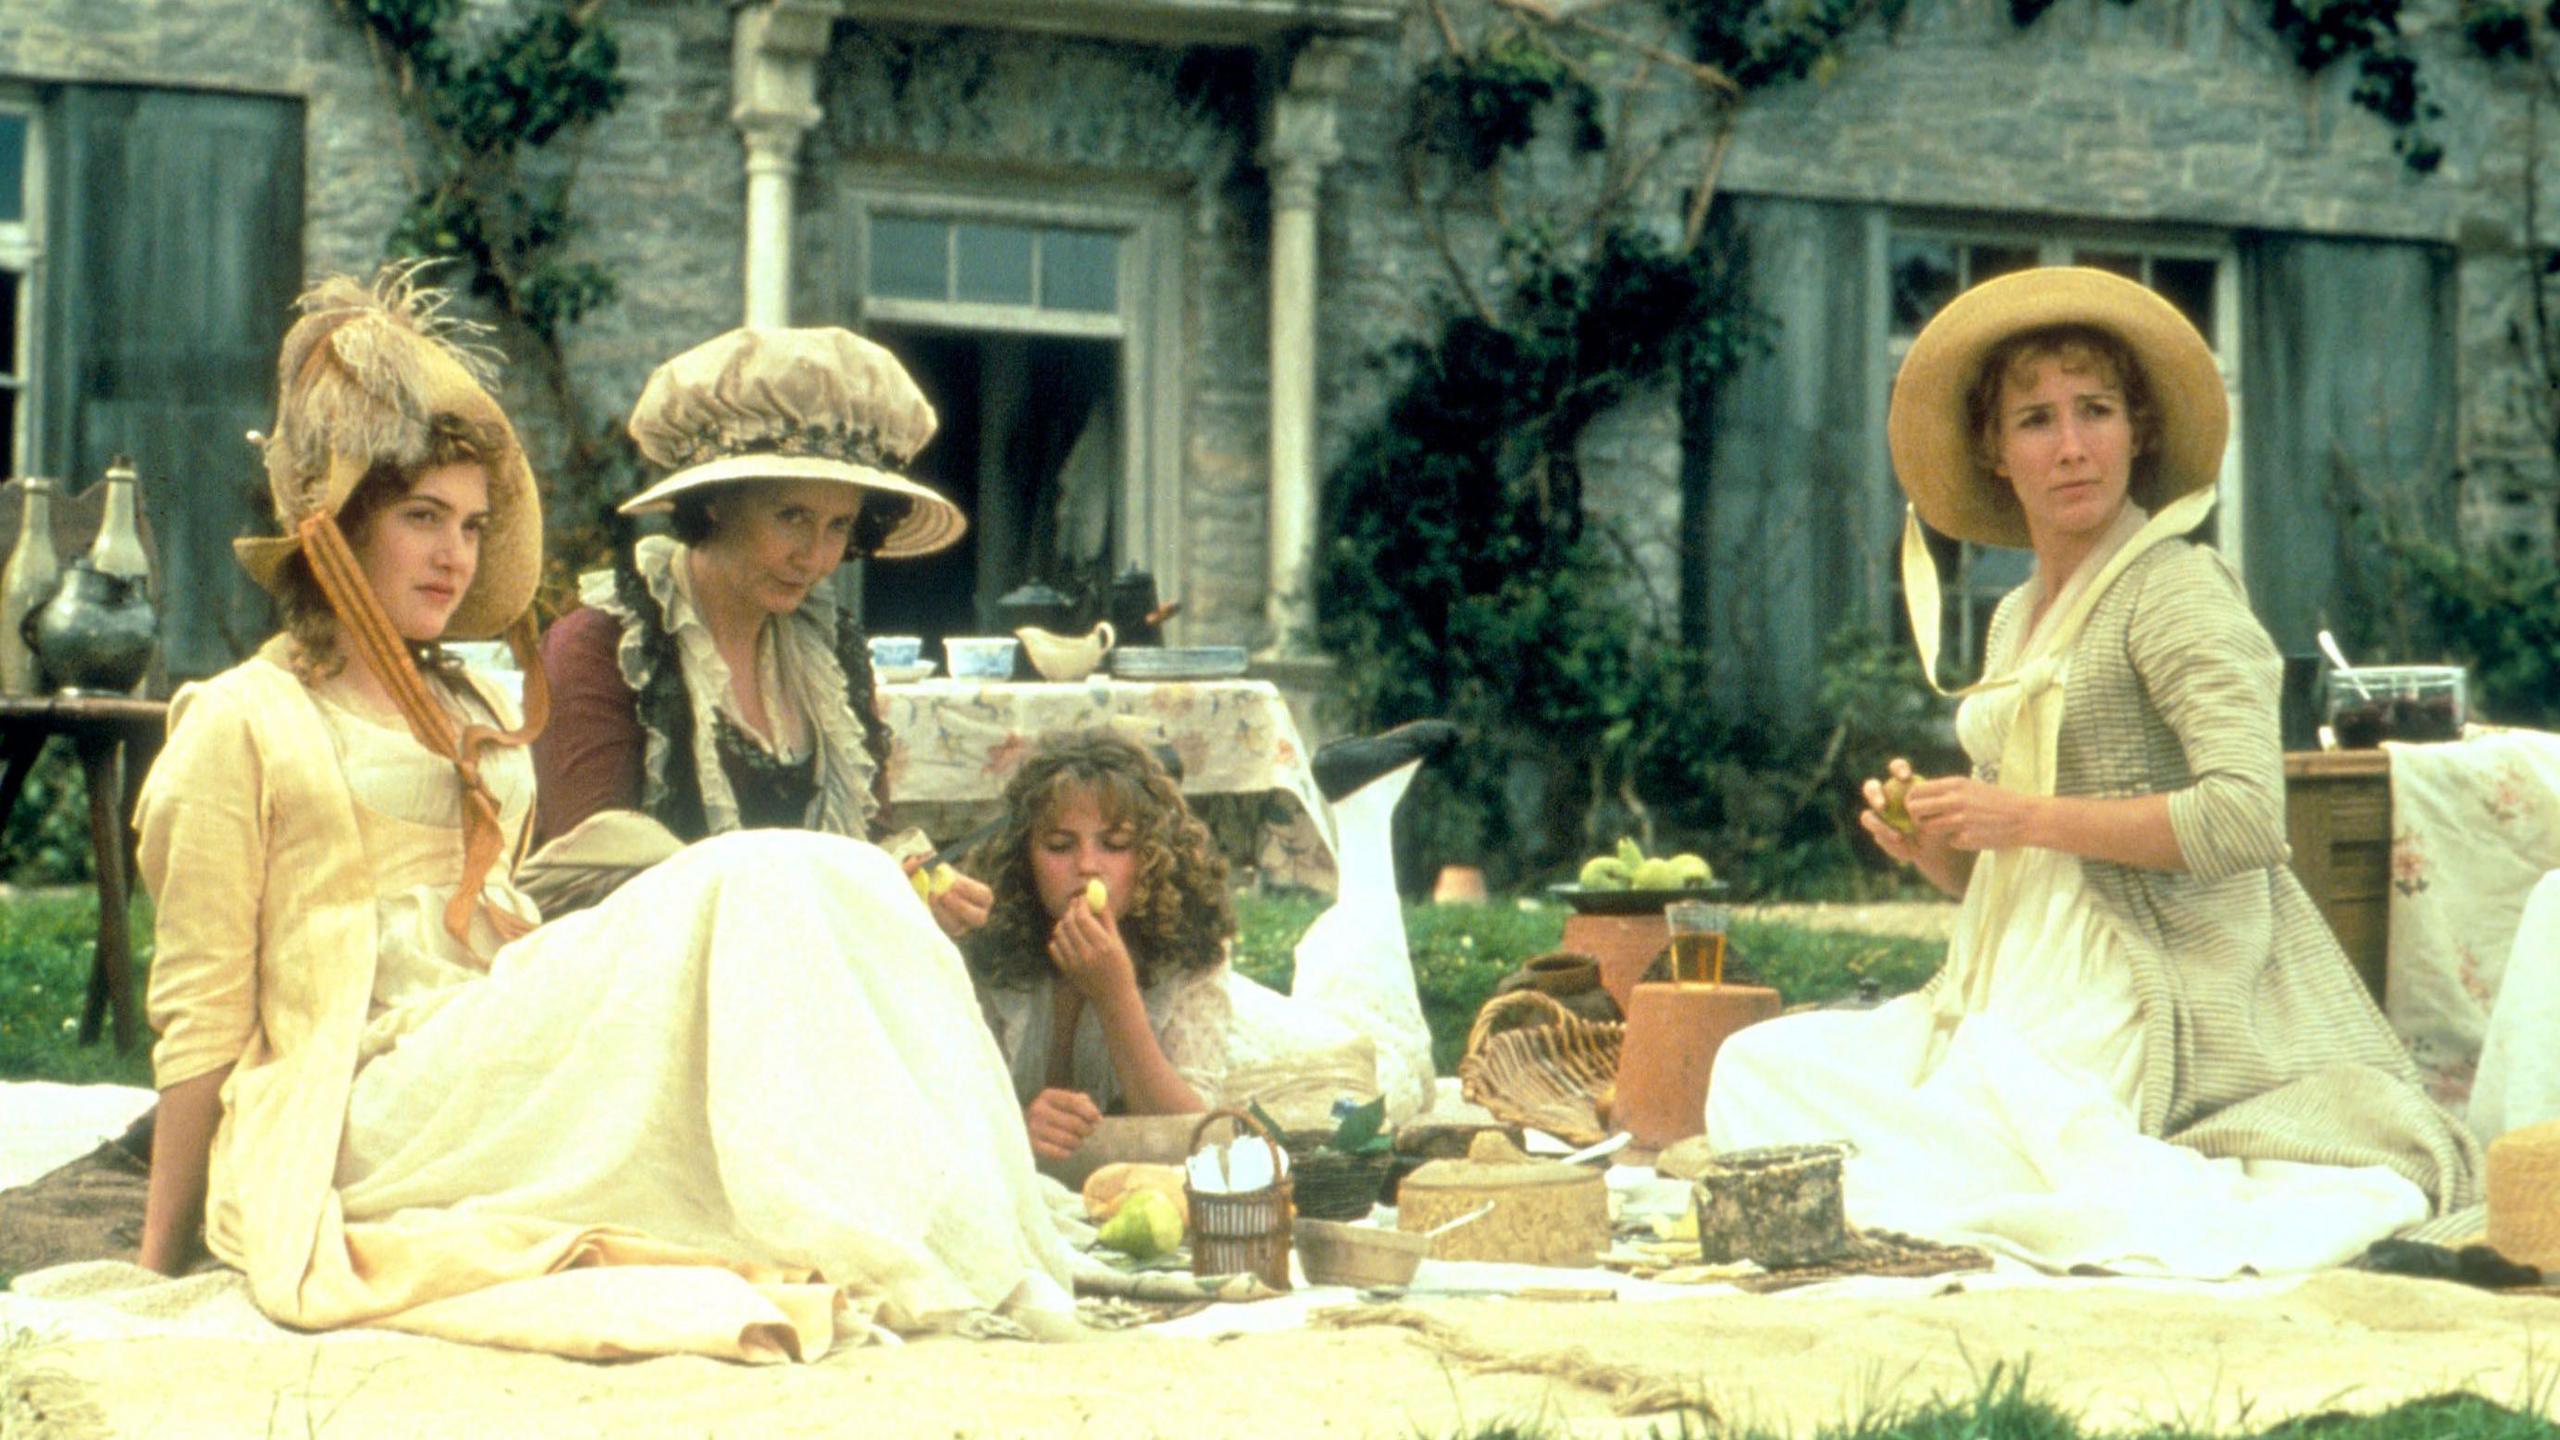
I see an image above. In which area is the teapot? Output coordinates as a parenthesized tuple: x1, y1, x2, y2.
(26, 560, 156, 695)
(994, 581, 1077, 637)
(1014, 620, 1116, 683)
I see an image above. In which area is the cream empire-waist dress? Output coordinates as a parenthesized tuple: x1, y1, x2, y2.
(1703, 533, 2429, 1277)
(310, 683, 1078, 1338)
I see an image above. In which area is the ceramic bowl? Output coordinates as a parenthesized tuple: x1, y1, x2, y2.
(945, 636, 1020, 681)
(868, 634, 924, 670)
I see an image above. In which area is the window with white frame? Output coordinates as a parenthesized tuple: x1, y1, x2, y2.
(0, 98, 37, 480)
(1883, 227, 2242, 682)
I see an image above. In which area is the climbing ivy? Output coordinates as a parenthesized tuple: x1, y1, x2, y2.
(332, 0, 637, 592)
(1316, 0, 1923, 891)
(1318, 0, 2539, 889)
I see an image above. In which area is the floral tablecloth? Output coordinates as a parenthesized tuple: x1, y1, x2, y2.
(2381, 729, 2560, 1130)
(880, 678, 1337, 889)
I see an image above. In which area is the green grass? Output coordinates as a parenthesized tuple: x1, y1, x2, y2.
(1425, 1369, 2559, 1439)
(0, 888, 1948, 1090)
(0, 892, 153, 1087)
(1233, 894, 1948, 1074)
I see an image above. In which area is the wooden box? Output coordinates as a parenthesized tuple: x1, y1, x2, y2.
(2283, 749, 2391, 1000)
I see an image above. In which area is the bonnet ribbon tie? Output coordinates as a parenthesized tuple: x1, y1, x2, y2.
(1897, 486, 2217, 1026)
(298, 514, 552, 947)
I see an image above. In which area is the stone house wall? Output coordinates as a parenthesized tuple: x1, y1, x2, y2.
(4, 0, 2551, 671)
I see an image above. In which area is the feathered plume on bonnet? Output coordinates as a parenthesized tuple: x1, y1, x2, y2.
(235, 262, 543, 640)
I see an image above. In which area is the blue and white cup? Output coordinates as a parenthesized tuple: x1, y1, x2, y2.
(868, 634, 924, 670)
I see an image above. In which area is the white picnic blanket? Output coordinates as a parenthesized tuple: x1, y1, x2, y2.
(0, 1080, 153, 1190)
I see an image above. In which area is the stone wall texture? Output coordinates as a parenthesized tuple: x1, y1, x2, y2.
(4, 0, 2552, 657)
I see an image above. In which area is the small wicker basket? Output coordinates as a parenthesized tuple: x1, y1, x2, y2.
(1186, 1106, 1294, 1291)
(1456, 989, 1624, 1147)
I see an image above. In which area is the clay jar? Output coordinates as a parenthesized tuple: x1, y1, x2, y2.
(1611, 981, 1781, 1150)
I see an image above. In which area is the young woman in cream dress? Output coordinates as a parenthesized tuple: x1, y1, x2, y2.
(1705, 268, 2479, 1276)
(136, 271, 1073, 1362)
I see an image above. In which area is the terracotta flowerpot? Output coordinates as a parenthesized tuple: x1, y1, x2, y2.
(1611, 981, 1782, 1150)
(1432, 865, 1489, 904)
(1563, 913, 1672, 1014)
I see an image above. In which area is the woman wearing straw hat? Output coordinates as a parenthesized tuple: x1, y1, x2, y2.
(532, 326, 993, 933)
(134, 270, 1076, 1358)
(1704, 267, 2480, 1276)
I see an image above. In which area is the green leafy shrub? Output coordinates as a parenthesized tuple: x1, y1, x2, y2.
(2, 748, 93, 886)
(2373, 535, 2560, 729)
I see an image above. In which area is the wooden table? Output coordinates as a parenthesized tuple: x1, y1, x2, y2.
(2283, 748, 2391, 1001)
(0, 694, 167, 1051)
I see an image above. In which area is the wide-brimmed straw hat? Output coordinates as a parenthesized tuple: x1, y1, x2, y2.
(620, 327, 967, 560)
(1886, 267, 2228, 549)
(234, 266, 543, 640)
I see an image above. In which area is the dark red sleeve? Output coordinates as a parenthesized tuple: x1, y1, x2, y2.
(532, 605, 647, 846)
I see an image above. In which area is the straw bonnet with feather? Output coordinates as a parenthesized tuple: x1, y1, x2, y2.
(236, 266, 542, 640)
(621, 326, 966, 560)
(1887, 266, 2228, 550)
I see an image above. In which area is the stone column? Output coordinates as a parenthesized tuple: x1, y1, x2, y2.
(1258, 43, 1354, 658)
(731, 2, 834, 326)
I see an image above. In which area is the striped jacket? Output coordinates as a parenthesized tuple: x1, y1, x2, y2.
(1980, 539, 2480, 1212)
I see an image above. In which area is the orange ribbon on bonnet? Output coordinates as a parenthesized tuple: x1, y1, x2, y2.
(297, 513, 552, 947)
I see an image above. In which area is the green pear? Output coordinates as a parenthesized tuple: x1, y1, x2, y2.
(1881, 775, 1918, 836)
(1631, 857, 1684, 890)
(1616, 837, 1645, 867)
(1668, 853, 1713, 886)
(1578, 855, 1633, 890)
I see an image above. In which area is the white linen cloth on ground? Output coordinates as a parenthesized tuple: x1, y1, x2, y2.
(0, 1081, 153, 1192)
(1709, 515, 2428, 1276)
(982, 760, 1436, 1125)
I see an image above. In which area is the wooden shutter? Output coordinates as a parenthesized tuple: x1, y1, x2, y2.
(41, 84, 304, 683)
(2238, 234, 2457, 657)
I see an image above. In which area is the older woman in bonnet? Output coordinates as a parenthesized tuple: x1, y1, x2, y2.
(1704, 267, 2479, 1276)
(135, 270, 1077, 1360)
(534, 327, 991, 933)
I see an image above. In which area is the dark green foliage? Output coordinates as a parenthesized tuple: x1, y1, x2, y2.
(1316, 226, 1779, 889)
(1413, 29, 1607, 172)
(1, 748, 92, 886)
(1671, 0, 1882, 91)
(2459, 0, 2535, 60)
(2372, 535, 2560, 729)
(344, 0, 627, 343)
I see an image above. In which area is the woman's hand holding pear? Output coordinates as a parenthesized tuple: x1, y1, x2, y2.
(1859, 757, 1976, 897)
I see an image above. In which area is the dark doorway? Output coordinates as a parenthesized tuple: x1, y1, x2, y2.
(864, 327, 1119, 643)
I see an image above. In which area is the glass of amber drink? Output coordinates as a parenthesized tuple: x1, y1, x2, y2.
(1665, 900, 1729, 986)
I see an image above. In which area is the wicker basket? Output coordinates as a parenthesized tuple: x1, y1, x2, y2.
(1289, 1149, 1394, 1220)
(1185, 1107, 1294, 1291)
(1456, 989, 1624, 1148)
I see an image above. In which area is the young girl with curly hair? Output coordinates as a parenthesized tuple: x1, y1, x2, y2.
(961, 730, 1434, 1163)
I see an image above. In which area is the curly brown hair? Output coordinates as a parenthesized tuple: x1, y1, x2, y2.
(960, 730, 1234, 992)
(273, 412, 506, 683)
